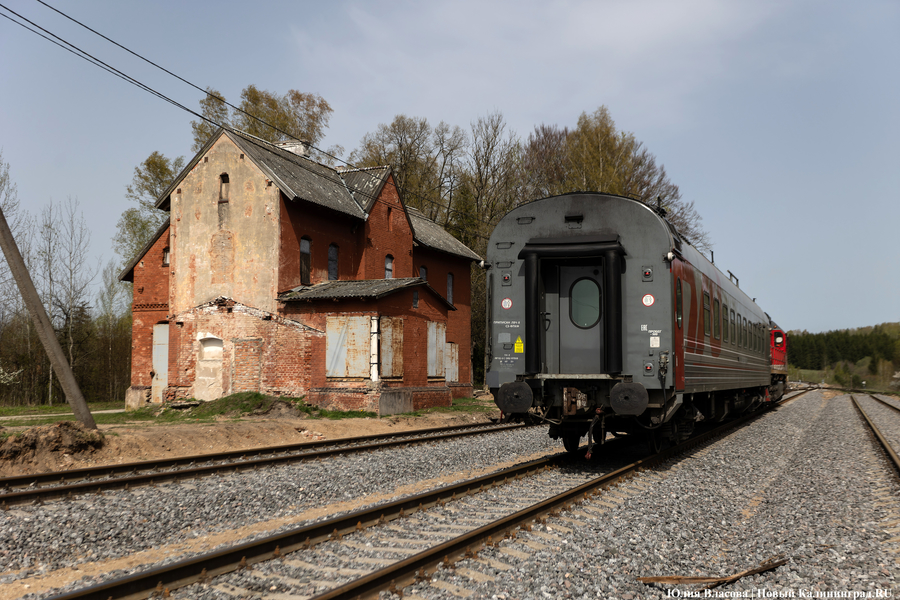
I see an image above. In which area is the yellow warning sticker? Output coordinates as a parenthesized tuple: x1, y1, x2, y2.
(514, 336, 524, 353)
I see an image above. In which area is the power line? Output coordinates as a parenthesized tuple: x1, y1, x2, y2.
(4, 1, 495, 240)
(28, 0, 490, 230)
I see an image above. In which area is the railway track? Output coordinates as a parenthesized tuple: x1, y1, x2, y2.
(851, 393, 900, 475)
(0, 422, 528, 508)
(45, 397, 792, 600)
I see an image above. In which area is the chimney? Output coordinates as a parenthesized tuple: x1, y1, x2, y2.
(276, 140, 311, 157)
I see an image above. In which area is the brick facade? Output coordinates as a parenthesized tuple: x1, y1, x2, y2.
(122, 129, 478, 412)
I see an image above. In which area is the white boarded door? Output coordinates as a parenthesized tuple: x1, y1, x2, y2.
(326, 316, 370, 377)
(427, 322, 446, 378)
(151, 324, 169, 403)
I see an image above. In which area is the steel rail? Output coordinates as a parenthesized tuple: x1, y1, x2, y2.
(47, 399, 784, 600)
(0, 422, 527, 507)
(869, 393, 900, 414)
(851, 395, 900, 476)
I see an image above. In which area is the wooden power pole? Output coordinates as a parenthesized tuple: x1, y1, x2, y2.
(0, 205, 97, 429)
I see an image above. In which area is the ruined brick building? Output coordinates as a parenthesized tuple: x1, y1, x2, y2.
(121, 128, 481, 414)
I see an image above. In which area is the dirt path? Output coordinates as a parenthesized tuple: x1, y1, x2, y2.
(0, 409, 500, 477)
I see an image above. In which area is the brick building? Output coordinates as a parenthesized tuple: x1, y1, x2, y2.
(121, 128, 480, 413)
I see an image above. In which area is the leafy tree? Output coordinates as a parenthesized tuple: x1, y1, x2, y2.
(520, 106, 711, 253)
(112, 151, 183, 263)
(190, 87, 230, 153)
(351, 114, 442, 216)
(233, 86, 334, 147)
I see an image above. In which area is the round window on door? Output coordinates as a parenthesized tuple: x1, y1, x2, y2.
(570, 278, 601, 329)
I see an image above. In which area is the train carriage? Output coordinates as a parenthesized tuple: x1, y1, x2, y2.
(486, 192, 773, 452)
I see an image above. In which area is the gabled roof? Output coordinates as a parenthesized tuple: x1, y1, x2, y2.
(118, 217, 169, 282)
(338, 166, 391, 213)
(151, 127, 480, 263)
(407, 207, 482, 262)
(156, 128, 368, 220)
(278, 277, 456, 310)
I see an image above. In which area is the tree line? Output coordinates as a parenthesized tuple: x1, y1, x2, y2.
(119, 86, 709, 386)
(0, 151, 131, 406)
(788, 323, 900, 373)
(0, 86, 710, 406)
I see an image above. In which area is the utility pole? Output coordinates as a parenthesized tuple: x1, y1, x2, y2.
(0, 205, 96, 429)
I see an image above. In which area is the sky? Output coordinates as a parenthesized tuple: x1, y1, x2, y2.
(0, 0, 897, 334)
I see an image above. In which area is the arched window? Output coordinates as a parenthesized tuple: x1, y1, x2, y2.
(300, 237, 311, 285)
(328, 244, 339, 281)
(419, 266, 427, 281)
(385, 255, 394, 279)
(447, 272, 454, 305)
(219, 173, 230, 201)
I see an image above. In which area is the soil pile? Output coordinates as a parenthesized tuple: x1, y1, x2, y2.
(0, 421, 105, 471)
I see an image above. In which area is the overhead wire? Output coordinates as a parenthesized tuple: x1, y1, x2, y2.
(30, 0, 496, 237)
(6, 0, 494, 241)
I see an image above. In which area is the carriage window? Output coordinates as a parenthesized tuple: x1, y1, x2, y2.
(743, 318, 748, 348)
(570, 278, 601, 329)
(737, 313, 742, 346)
(675, 278, 682, 328)
(731, 310, 736, 344)
(713, 298, 720, 339)
(722, 303, 728, 342)
(702, 292, 711, 336)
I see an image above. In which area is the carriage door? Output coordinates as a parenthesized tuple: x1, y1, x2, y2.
(559, 265, 603, 373)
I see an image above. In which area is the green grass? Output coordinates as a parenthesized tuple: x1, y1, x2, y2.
(0, 401, 124, 417)
(0, 393, 495, 429)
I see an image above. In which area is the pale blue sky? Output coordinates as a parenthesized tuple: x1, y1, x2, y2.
(0, 0, 897, 333)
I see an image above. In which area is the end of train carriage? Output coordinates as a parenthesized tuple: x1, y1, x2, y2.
(768, 320, 788, 401)
(485, 193, 772, 453)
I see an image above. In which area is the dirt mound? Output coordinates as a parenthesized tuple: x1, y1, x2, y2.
(254, 400, 303, 419)
(0, 421, 105, 465)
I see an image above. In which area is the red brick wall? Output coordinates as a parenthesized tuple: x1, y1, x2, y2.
(280, 287, 456, 410)
(129, 227, 171, 388)
(168, 301, 321, 400)
(411, 246, 473, 392)
(279, 195, 365, 292)
(363, 176, 414, 279)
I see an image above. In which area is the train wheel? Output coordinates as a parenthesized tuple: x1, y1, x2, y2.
(563, 434, 581, 453)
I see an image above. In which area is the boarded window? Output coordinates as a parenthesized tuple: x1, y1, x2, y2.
(380, 317, 404, 377)
(211, 230, 234, 285)
(427, 321, 446, 378)
(445, 342, 458, 382)
(326, 316, 370, 377)
(232, 338, 263, 393)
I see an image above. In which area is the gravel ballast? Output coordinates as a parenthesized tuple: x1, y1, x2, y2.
(403, 391, 900, 598)
(6, 390, 900, 599)
(1, 426, 560, 596)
